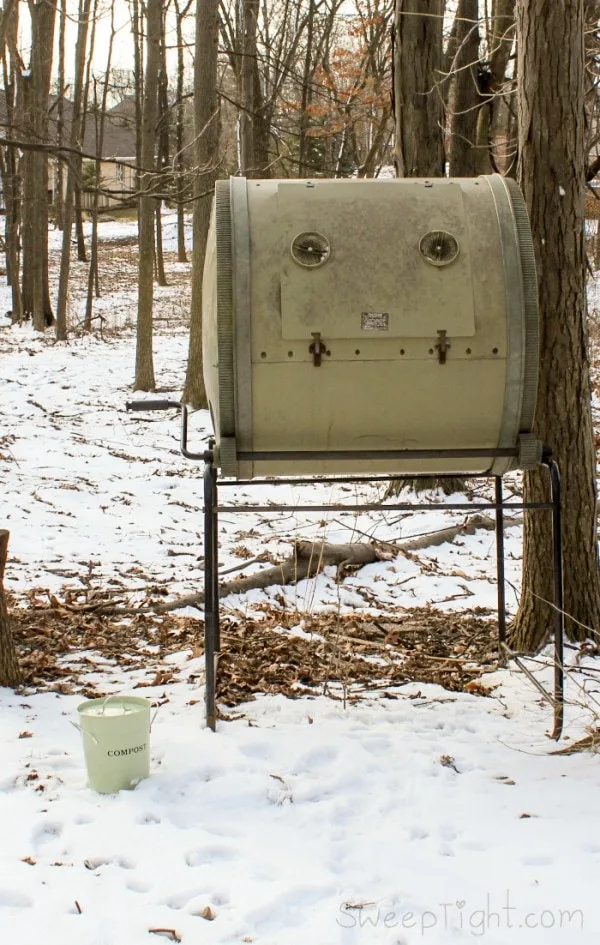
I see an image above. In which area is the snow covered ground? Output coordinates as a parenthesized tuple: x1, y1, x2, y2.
(2, 673, 599, 945)
(1, 214, 599, 944)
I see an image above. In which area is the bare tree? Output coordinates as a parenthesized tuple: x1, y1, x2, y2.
(173, 0, 192, 262)
(182, 0, 219, 408)
(448, 0, 480, 176)
(474, 0, 515, 175)
(394, 0, 444, 177)
(0, 531, 20, 688)
(85, 5, 117, 331)
(512, 0, 600, 649)
(134, 0, 161, 391)
(55, 0, 92, 341)
(239, 0, 261, 174)
(54, 0, 67, 229)
(0, 0, 23, 321)
(154, 2, 169, 288)
(21, 0, 57, 330)
(74, 0, 100, 263)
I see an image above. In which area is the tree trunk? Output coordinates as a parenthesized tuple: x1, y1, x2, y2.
(86, 8, 115, 331)
(154, 15, 169, 288)
(298, 0, 315, 178)
(74, 185, 87, 262)
(134, 0, 160, 391)
(0, 531, 20, 688)
(394, 0, 445, 177)
(21, 0, 56, 330)
(240, 0, 259, 175)
(155, 203, 167, 286)
(55, 0, 91, 341)
(85, 81, 102, 331)
(1, 24, 22, 321)
(393, 0, 461, 494)
(512, 0, 600, 650)
(448, 0, 480, 176)
(474, 0, 515, 175)
(174, 0, 190, 263)
(75, 0, 98, 265)
(55, 0, 66, 229)
(182, 0, 219, 408)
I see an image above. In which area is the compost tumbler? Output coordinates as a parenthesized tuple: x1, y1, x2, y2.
(202, 174, 540, 479)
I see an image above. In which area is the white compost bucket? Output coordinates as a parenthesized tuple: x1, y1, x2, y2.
(77, 695, 152, 793)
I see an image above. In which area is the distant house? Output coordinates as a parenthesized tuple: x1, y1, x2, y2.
(50, 96, 138, 212)
(81, 97, 137, 211)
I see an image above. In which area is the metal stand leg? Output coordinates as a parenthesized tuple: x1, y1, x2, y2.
(495, 476, 507, 666)
(203, 454, 218, 731)
(213, 471, 220, 653)
(546, 459, 564, 740)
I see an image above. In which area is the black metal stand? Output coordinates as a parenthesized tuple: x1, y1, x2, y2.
(124, 404, 564, 740)
(201, 447, 565, 738)
(203, 453, 220, 731)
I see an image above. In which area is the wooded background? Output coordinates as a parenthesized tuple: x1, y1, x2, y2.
(1, 0, 600, 662)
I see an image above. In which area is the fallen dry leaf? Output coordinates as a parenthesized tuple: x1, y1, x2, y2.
(439, 754, 459, 773)
(8, 593, 497, 712)
(149, 929, 181, 942)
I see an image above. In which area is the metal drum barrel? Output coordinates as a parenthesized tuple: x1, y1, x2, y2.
(202, 175, 539, 480)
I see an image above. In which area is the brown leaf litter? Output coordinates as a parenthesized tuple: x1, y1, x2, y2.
(8, 589, 498, 709)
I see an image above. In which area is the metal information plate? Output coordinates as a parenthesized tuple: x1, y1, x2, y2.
(361, 312, 389, 331)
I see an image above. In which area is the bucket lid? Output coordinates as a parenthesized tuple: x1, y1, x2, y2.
(77, 695, 151, 717)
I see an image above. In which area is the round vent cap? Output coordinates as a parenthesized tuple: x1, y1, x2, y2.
(291, 231, 330, 268)
(419, 230, 460, 267)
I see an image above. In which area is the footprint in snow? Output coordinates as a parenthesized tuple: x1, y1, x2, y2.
(84, 855, 136, 870)
(522, 855, 553, 867)
(582, 842, 600, 854)
(185, 846, 236, 867)
(238, 740, 277, 761)
(165, 887, 207, 910)
(32, 821, 63, 848)
(73, 813, 93, 825)
(245, 885, 333, 930)
(138, 812, 161, 825)
(293, 745, 339, 770)
(126, 878, 151, 894)
(0, 889, 33, 909)
(358, 735, 392, 757)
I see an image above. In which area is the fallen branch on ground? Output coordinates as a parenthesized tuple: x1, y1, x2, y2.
(35, 513, 520, 618)
(153, 513, 518, 614)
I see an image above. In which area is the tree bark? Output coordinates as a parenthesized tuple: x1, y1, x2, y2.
(21, 0, 57, 330)
(85, 11, 116, 331)
(182, 0, 219, 408)
(54, 0, 66, 229)
(174, 0, 191, 263)
(1, 15, 22, 321)
(129, 0, 144, 198)
(134, 0, 161, 391)
(394, 0, 445, 177)
(474, 0, 515, 175)
(154, 12, 169, 288)
(240, 0, 258, 175)
(55, 0, 91, 341)
(512, 0, 600, 650)
(393, 0, 462, 493)
(448, 0, 480, 176)
(0, 531, 20, 688)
